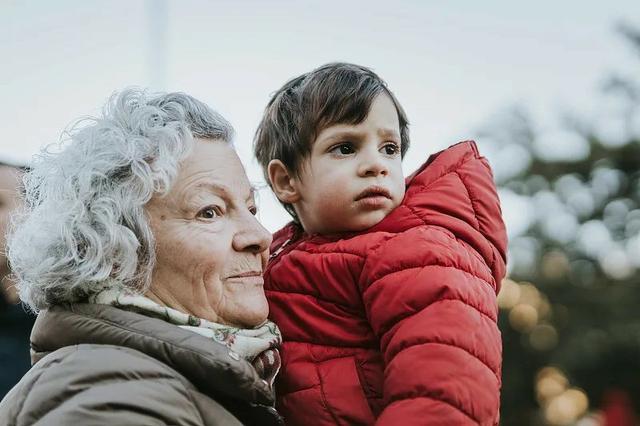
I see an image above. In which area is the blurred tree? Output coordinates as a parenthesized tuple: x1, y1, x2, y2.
(476, 25, 640, 426)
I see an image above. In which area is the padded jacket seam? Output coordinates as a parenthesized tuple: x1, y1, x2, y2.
(265, 289, 366, 313)
(310, 346, 342, 426)
(453, 171, 481, 231)
(282, 248, 366, 258)
(364, 261, 496, 296)
(385, 394, 479, 424)
(390, 340, 500, 382)
(376, 296, 497, 338)
(454, 169, 499, 278)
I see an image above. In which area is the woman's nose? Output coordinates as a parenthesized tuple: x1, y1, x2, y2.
(232, 210, 273, 254)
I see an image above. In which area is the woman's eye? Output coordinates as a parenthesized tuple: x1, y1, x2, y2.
(382, 143, 400, 156)
(198, 206, 221, 219)
(249, 206, 258, 216)
(331, 143, 355, 155)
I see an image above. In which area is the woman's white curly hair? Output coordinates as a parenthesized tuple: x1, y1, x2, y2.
(7, 88, 234, 312)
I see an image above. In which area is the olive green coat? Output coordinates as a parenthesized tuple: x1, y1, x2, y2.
(0, 304, 283, 425)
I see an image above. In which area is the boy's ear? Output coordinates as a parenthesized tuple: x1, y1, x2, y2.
(267, 160, 301, 204)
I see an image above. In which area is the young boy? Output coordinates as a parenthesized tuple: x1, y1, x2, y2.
(254, 63, 507, 425)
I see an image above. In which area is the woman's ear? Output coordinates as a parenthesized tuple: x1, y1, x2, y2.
(267, 160, 301, 204)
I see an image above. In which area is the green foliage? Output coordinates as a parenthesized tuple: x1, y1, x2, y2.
(477, 26, 640, 426)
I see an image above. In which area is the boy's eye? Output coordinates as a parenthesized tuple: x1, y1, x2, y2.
(382, 143, 400, 156)
(330, 143, 355, 156)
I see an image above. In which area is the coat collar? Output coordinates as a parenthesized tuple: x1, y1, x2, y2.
(30, 303, 276, 406)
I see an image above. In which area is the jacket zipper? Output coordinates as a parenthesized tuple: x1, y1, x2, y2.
(269, 238, 291, 260)
(265, 234, 306, 279)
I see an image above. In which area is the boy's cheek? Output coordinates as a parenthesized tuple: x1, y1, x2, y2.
(394, 178, 407, 203)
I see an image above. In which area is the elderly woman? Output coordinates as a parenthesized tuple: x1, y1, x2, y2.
(0, 90, 283, 425)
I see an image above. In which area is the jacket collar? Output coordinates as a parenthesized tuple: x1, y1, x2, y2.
(30, 303, 275, 406)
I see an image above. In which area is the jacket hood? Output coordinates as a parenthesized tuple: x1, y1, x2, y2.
(385, 140, 507, 290)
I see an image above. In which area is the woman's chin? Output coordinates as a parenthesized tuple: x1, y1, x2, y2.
(228, 294, 270, 328)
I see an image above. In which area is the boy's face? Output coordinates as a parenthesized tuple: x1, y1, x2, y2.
(292, 94, 405, 234)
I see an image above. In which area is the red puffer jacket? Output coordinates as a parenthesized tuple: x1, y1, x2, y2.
(264, 141, 508, 425)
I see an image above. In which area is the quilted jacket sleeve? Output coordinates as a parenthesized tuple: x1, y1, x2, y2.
(360, 141, 507, 425)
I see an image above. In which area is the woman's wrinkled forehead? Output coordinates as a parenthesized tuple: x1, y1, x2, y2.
(174, 139, 253, 200)
(181, 178, 256, 205)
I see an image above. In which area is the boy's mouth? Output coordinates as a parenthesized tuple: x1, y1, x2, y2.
(355, 186, 392, 201)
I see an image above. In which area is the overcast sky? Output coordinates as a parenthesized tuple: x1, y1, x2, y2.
(2, 0, 639, 233)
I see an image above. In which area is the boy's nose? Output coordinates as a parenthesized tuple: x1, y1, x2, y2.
(358, 152, 388, 177)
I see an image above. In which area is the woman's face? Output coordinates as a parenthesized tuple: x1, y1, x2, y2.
(145, 139, 272, 328)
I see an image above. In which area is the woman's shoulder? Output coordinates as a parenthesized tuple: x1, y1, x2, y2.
(2, 337, 282, 425)
(0, 343, 204, 426)
(5, 304, 281, 425)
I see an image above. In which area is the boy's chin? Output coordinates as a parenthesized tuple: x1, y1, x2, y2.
(349, 211, 389, 232)
(314, 210, 391, 234)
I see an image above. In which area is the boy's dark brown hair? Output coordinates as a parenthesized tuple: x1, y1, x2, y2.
(254, 62, 410, 219)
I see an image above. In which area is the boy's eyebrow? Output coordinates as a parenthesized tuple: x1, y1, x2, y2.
(378, 128, 401, 139)
(321, 129, 363, 142)
(321, 127, 400, 143)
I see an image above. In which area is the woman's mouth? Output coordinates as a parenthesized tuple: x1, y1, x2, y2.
(226, 271, 264, 286)
(229, 271, 262, 278)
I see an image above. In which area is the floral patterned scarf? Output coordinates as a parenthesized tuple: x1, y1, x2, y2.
(89, 287, 282, 386)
